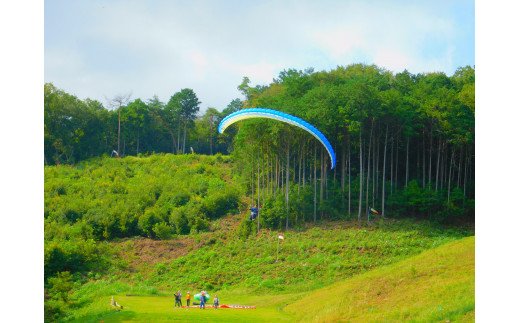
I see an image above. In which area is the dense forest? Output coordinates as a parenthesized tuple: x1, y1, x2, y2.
(234, 64, 474, 228)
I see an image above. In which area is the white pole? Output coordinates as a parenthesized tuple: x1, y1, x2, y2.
(276, 237, 280, 262)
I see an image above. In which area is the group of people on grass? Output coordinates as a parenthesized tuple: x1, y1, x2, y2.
(174, 290, 219, 309)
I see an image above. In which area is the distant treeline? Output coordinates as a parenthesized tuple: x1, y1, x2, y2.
(44, 84, 241, 164)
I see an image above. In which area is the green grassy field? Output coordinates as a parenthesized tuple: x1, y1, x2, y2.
(286, 236, 475, 322)
(68, 236, 473, 322)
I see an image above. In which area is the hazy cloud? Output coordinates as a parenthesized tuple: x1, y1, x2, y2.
(45, 0, 474, 111)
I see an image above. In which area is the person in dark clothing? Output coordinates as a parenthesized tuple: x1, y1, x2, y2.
(249, 205, 258, 220)
(200, 291, 206, 309)
(174, 291, 182, 307)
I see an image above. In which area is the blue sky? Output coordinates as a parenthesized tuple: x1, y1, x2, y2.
(45, 0, 474, 111)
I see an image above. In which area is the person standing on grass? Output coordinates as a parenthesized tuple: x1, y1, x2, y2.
(174, 291, 182, 307)
(213, 295, 219, 309)
(177, 290, 182, 307)
(186, 291, 191, 307)
(200, 291, 206, 309)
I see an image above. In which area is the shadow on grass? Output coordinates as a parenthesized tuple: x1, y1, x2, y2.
(71, 310, 137, 323)
(289, 218, 472, 239)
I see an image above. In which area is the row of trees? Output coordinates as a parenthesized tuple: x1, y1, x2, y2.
(45, 63, 474, 224)
(44, 84, 242, 164)
(233, 64, 474, 228)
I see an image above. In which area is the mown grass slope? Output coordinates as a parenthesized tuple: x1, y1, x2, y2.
(66, 235, 474, 322)
(63, 219, 471, 322)
(285, 236, 475, 322)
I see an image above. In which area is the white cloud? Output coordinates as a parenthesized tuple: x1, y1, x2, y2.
(45, 0, 472, 110)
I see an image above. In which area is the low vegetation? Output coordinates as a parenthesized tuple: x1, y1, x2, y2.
(44, 154, 474, 322)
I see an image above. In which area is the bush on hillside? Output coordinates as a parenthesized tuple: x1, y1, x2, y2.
(44, 271, 74, 322)
(238, 217, 256, 240)
(152, 222, 174, 239)
(138, 208, 164, 238)
(44, 239, 110, 278)
(201, 188, 240, 219)
(169, 208, 190, 235)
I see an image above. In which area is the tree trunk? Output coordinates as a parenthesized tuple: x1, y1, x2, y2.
(251, 167, 254, 206)
(275, 156, 279, 191)
(457, 146, 462, 187)
(177, 119, 181, 153)
(390, 137, 394, 194)
(302, 149, 306, 188)
(463, 147, 469, 200)
(428, 128, 433, 189)
(422, 130, 426, 188)
(447, 148, 454, 204)
(170, 132, 176, 154)
(281, 157, 284, 193)
(286, 143, 290, 230)
(405, 137, 409, 187)
(257, 159, 260, 232)
(348, 141, 351, 217)
(416, 142, 420, 184)
(117, 109, 121, 155)
(325, 151, 329, 201)
(435, 138, 441, 191)
(333, 146, 337, 185)
(313, 144, 317, 222)
(395, 133, 399, 190)
(341, 146, 345, 194)
(320, 149, 324, 219)
(358, 131, 363, 223)
(298, 145, 302, 196)
(209, 130, 213, 155)
(382, 125, 388, 217)
(183, 122, 187, 154)
(137, 128, 140, 154)
(373, 131, 377, 207)
(366, 121, 373, 220)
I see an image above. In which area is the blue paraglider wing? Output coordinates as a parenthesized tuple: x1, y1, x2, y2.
(218, 108, 336, 169)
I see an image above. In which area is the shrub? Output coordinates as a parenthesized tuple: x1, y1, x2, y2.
(152, 222, 174, 240)
(260, 192, 286, 230)
(201, 188, 240, 219)
(170, 208, 190, 235)
(237, 217, 256, 240)
(138, 208, 162, 237)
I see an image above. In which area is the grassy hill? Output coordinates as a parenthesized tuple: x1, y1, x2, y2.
(286, 236, 475, 322)
(64, 235, 474, 322)
(286, 237, 475, 322)
(60, 218, 471, 322)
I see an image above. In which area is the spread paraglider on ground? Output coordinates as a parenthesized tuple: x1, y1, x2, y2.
(173, 290, 255, 310)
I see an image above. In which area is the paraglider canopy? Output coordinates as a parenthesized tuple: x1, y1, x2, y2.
(218, 108, 336, 169)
